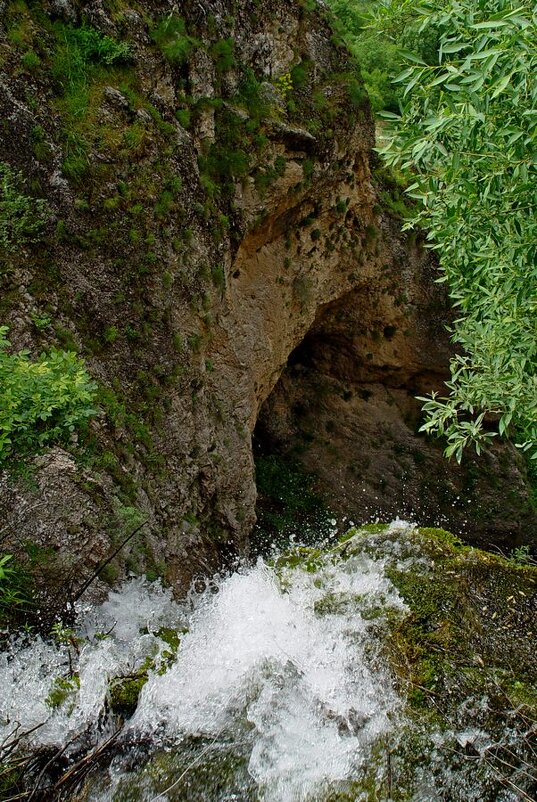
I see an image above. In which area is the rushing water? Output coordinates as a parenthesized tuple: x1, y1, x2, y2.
(0, 521, 533, 801)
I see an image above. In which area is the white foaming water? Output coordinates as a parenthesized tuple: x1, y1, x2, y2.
(0, 536, 406, 801)
(0, 578, 183, 748)
(129, 554, 404, 801)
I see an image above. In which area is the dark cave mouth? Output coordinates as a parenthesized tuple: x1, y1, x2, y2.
(250, 328, 535, 553)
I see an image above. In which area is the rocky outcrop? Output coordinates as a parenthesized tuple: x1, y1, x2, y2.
(0, 0, 534, 610)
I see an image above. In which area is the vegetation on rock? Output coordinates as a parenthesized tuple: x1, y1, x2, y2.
(0, 163, 49, 255)
(0, 326, 97, 465)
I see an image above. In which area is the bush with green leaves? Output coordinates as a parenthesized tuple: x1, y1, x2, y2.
(325, 1, 400, 112)
(209, 38, 235, 74)
(0, 163, 48, 254)
(373, 0, 536, 461)
(0, 327, 97, 465)
(326, 0, 441, 113)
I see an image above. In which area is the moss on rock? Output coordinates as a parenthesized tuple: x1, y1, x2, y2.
(276, 523, 537, 800)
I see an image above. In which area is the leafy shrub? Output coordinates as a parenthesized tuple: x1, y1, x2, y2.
(72, 24, 129, 64)
(20, 49, 40, 72)
(326, 0, 438, 113)
(74, 25, 131, 65)
(0, 327, 97, 465)
(175, 108, 191, 128)
(273, 72, 293, 98)
(0, 163, 48, 254)
(237, 68, 271, 119)
(376, 0, 537, 460)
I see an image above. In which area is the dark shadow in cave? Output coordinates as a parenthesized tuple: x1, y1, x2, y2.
(252, 297, 535, 552)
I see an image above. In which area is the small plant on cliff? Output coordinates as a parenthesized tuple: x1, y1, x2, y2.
(50, 22, 132, 181)
(0, 555, 26, 608)
(52, 23, 132, 89)
(0, 326, 97, 466)
(209, 38, 235, 74)
(0, 163, 48, 255)
(151, 16, 200, 65)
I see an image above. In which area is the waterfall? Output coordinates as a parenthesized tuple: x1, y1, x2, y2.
(0, 521, 533, 801)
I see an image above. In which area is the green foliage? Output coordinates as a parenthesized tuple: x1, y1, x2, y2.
(326, 0, 399, 111)
(0, 554, 29, 624)
(52, 22, 131, 89)
(65, 24, 131, 67)
(375, 0, 537, 461)
(45, 673, 80, 709)
(175, 107, 191, 128)
(31, 125, 53, 163)
(50, 621, 78, 644)
(289, 59, 313, 89)
(352, 38, 401, 112)
(211, 264, 225, 291)
(509, 544, 536, 567)
(0, 326, 97, 465)
(299, 0, 317, 11)
(151, 16, 200, 65)
(0, 163, 48, 254)
(50, 22, 132, 182)
(254, 156, 286, 194)
(253, 454, 333, 553)
(0, 555, 14, 584)
(326, 0, 439, 112)
(30, 311, 52, 331)
(327, 0, 371, 37)
(237, 68, 272, 119)
(198, 107, 253, 194)
(20, 49, 40, 71)
(209, 38, 235, 74)
(273, 72, 293, 98)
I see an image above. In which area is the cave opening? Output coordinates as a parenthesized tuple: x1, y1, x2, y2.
(250, 291, 533, 552)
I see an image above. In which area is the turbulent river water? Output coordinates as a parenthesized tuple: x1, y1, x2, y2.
(0, 521, 533, 801)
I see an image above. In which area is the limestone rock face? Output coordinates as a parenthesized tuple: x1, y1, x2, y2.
(0, 0, 533, 606)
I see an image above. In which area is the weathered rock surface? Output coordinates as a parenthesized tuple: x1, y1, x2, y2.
(0, 0, 534, 606)
(256, 217, 535, 548)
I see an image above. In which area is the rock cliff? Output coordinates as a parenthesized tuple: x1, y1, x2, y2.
(0, 0, 534, 610)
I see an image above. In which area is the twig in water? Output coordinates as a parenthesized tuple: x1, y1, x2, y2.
(149, 727, 229, 802)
